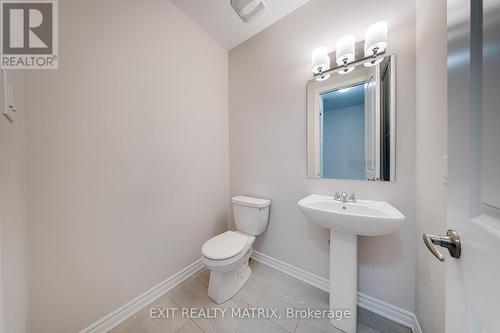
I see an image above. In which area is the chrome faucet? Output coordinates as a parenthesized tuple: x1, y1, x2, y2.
(333, 191, 357, 203)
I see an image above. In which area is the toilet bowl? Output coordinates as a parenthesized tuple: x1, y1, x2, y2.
(201, 195, 270, 304)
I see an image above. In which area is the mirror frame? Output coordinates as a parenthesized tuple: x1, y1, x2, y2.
(306, 54, 396, 181)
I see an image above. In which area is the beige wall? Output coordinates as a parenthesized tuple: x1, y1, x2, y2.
(229, 0, 417, 311)
(24, 0, 228, 332)
(415, 0, 447, 331)
(0, 71, 27, 333)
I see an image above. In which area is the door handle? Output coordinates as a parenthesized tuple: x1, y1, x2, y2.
(423, 229, 461, 262)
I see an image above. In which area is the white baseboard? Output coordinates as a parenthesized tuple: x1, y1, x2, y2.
(251, 250, 422, 333)
(251, 250, 330, 292)
(80, 250, 422, 333)
(79, 259, 204, 333)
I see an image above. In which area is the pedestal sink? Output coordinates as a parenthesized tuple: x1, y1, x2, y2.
(297, 194, 405, 333)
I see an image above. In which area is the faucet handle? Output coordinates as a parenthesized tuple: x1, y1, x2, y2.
(349, 192, 357, 203)
(334, 192, 341, 201)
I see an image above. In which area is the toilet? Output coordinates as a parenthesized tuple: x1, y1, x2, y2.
(201, 195, 271, 304)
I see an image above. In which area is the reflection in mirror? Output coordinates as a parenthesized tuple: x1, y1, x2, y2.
(320, 83, 365, 179)
(307, 54, 395, 181)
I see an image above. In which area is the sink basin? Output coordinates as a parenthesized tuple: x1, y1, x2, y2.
(297, 194, 405, 333)
(297, 194, 405, 236)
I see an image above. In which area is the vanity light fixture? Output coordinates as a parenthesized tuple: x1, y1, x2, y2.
(311, 21, 388, 79)
(311, 46, 331, 81)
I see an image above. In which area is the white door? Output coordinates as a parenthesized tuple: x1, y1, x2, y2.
(436, 0, 500, 332)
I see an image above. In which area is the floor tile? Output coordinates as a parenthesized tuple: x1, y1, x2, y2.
(236, 318, 290, 333)
(358, 322, 381, 333)
(255, 287, 301, 332)
(110, 321, 148, 333)
(250, 260, 329, 308)
(189, 298, 245, 333)
(296, 316, 382, 333)
(295, 317, 344, 333)
(175, 320, 203, 333)
(358, 307, 412, 333)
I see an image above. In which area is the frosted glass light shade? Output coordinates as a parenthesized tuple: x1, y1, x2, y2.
(336, 35, 355, 66)
(312, 46, 330, 74)
(364, 21, 388, 56)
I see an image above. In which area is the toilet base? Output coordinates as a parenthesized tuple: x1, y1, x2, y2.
(207, 257, 252, 304)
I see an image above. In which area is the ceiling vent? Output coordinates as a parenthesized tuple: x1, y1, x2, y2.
(230, 0, 266, 23)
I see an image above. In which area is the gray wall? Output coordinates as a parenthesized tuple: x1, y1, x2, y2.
(24, 0, 229, 332)
(229, 0, 417, 311)
(323, 105, 365, 179)
(415, 0, 447, 331)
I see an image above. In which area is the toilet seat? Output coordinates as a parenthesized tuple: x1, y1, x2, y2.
(202, 231, 254, 260)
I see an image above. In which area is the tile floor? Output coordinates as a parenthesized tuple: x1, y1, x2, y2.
(111, 260, 412, 333)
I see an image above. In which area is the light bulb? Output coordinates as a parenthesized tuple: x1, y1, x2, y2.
(364, 21, 388, 57)
(312, 46, 330, 74)
(336, 35, 355, 66)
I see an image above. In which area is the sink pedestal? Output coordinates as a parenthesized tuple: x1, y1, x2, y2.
(330, 230, 357, 333)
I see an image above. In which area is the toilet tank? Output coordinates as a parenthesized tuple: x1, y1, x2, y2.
(232, 196, 271, 236)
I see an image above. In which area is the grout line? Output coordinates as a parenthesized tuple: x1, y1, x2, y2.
(189, 319, 205, 333)
(291, 318, 300, 333)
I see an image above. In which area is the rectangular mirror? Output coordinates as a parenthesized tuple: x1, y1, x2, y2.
(307, 54, 396, 181)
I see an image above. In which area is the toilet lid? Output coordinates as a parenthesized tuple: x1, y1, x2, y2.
(202, 231, 251, 260)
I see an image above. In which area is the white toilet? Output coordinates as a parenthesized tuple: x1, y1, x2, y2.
(201, 195, 270, 304)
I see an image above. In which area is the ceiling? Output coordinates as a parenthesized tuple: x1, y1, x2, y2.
(322, 83, 365, 111)
(171, 0, 311, 50)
